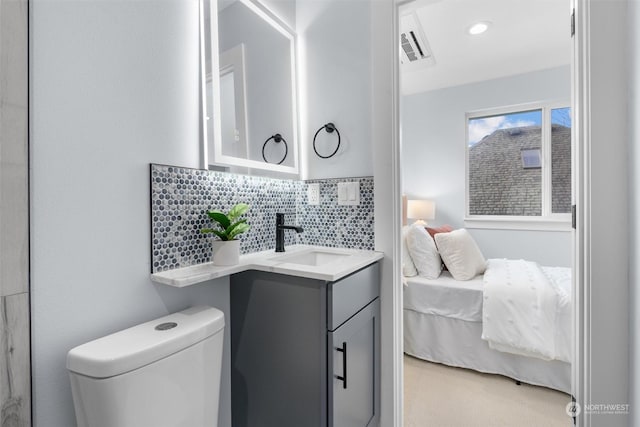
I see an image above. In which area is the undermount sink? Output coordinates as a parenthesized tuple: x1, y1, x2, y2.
(274, 250, 352, 267)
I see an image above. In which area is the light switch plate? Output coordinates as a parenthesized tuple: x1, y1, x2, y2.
(338, 182, 359, 205)
(307, 183, 320, 205)
(337, 182, 347, 204)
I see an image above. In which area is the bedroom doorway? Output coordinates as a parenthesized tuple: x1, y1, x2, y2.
(397, 0, 575, 425)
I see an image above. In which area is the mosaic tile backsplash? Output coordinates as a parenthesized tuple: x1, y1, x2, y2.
(297, 178, 374, 249)
(150, 164, 374, 273)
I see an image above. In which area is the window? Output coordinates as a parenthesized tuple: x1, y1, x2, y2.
(521, 149, 542, 169)
(466, 103, 571, 225)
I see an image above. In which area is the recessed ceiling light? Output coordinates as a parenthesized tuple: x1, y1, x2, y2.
(468, 21, 490, 35)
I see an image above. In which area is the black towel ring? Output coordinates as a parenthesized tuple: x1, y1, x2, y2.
(262, 134, 288, 165)
(312, 123, 341, 159)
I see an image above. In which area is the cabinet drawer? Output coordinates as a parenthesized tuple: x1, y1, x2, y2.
(328, 263, 379, 331)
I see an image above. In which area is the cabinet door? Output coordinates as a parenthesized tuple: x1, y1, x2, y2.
(328, 299, 379, 427)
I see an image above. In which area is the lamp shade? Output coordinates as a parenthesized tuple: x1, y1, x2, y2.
(407, 199, 436, 222)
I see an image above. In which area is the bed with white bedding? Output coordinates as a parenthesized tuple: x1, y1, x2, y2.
(403, 261, 572, 393)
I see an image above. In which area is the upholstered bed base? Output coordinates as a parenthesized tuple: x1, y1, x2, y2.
(404, 308, 571, 394)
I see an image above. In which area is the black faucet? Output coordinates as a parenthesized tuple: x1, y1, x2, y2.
(275, 213, 303, 252)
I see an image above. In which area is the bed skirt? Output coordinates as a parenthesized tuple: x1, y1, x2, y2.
(404, 308, 571, 394)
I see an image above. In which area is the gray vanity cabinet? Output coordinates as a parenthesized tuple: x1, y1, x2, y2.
(329, 298, 379, 427)
(230, 262, 380, 427)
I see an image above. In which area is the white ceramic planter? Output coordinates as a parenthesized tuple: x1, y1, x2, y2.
(212, 240, 240, 266)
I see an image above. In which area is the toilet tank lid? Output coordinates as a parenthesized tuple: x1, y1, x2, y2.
(66, 306, 225, 378)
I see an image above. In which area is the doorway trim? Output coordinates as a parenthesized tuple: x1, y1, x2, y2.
(572, 0, 588, 425)
(389, 1, 592, 426)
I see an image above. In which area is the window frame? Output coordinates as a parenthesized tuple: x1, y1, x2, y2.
(464, 100, 572, 231)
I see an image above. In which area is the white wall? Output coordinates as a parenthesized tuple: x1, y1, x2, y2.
(631, 1, 640, 424)
(297, 0, 373, 180)
(401, 66, 573, 267)
(583, 1, 629, 425)
(31, 1, 231, 426)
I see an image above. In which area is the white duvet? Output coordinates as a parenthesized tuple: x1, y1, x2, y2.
(481, 259, 571, 363)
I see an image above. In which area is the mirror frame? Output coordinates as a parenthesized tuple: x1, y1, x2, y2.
(200, 0, 300, 175)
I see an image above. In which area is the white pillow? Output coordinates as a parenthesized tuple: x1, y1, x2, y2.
(406, 224, 442, 279)
(435, 229, 486, 281)
(401, 226, 418, 277)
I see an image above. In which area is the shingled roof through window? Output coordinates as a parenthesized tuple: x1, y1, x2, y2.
(468, 125, 571, 216)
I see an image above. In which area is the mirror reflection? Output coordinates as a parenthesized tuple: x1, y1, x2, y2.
(203, 0, 299, 174)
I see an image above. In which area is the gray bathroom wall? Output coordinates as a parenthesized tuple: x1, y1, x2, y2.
(30, 0, 234, 426)
(297, 0, 373, 180)
(0, 0, 30, 424)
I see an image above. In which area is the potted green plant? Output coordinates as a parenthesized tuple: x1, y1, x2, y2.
(202, 203, 251, 266)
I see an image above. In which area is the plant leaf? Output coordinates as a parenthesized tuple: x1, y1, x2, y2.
(201, 228, 217, 234)
(210, 229, 229, 241)
(207, 210, 231, 229)
(227, 203, 250, 221)
(225, 219, 247, 235)
(228, 222, 250, 240)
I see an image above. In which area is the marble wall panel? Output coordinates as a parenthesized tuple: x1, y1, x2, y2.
(0, 0, 29, 298)
(0, 104, 28, 168)
(0, 0, 30, 425)
(0, 163, 29, 297)
(0, 293, 30, 427)
(0, 0, 28, 108)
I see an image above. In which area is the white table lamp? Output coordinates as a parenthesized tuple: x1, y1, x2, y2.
(407, 199, 435, 226)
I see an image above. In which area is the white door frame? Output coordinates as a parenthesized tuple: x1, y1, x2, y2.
(571, 0, 631, 425)
(387, 1, 598, 426)
(572, 0, 588, 425)
(572, 0, 635, 424)
(371, 1, 403, 426)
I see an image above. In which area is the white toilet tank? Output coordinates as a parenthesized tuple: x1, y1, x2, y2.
(67, 306, 225, 427)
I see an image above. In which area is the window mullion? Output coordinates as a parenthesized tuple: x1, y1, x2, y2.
(542, 107, 552, 217)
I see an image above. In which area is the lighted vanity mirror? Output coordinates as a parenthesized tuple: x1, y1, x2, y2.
(201, 0, 299, 175)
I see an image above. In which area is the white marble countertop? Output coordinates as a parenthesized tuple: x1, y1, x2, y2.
(150, 245, 384, 287)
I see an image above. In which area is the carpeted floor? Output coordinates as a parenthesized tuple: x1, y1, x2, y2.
(404, 355, 572, 427)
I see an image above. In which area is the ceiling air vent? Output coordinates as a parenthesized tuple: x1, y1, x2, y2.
(400, 12, 435, 71)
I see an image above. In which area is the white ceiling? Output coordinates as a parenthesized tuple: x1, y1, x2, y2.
(400, 0, 572, 95)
